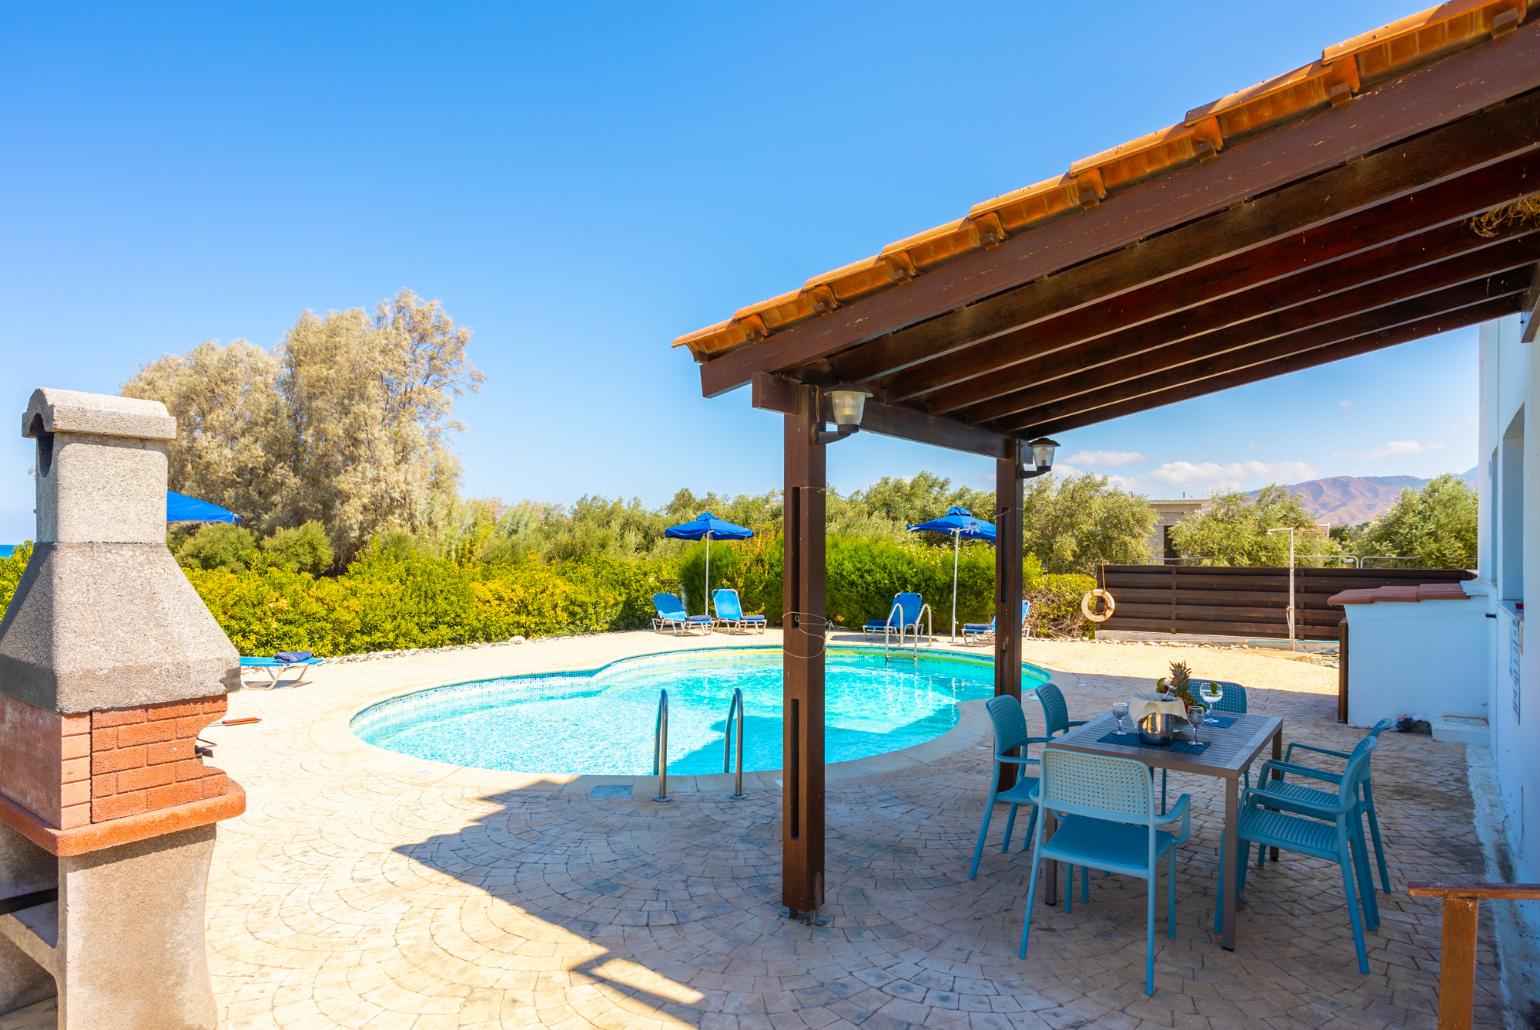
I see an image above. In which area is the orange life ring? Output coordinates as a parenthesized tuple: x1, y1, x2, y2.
(1081, 588, 1115, 623)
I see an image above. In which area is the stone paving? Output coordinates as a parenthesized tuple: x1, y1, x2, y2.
(1, 632, 1507, 1027)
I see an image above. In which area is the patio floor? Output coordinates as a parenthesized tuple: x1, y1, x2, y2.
(0, 632, 1506, 1028)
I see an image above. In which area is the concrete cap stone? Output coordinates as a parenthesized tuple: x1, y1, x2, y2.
(23, 388, 175, 442)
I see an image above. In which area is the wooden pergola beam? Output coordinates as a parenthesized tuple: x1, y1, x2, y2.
(1000, 277, 1532, 432)
(781, 383, 826, 918)
(696, 23, 1540, 398)
(882, 146, 1540, 407)
(1017, 292, 1525, 437)
(976, 232, 1540, 427)
(751, 372, 1017, 459)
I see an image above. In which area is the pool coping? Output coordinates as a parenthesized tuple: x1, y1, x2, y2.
(309, 640, 1009, 799)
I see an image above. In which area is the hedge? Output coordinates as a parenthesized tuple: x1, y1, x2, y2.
(0, 537, 1094, 656)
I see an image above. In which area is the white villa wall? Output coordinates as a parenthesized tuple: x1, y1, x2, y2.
(1476, 314, 1539, 884)
(1343, 596, 1488, 727)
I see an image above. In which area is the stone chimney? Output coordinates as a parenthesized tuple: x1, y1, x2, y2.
(0, 388, 244, 1028)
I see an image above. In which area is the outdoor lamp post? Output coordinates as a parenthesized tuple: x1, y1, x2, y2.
(1022, 437, 1059, 479)
(814, 386, 872, 445)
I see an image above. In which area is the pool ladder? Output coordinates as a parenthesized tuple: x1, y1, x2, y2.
(651, 687, 747, 802)
(651, 689, 670, 802)
(883, 601, 933, 662)
(723, 687, 746, 799)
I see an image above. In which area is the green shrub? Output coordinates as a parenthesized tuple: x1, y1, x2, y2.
(261, 520, 334, 574)
(0, 543, 33, 618)
(1027, 573, 1097, 638)
(678, 534, 782, 623)
(177, 523, 259, 571)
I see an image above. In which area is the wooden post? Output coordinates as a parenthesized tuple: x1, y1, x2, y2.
(995, 440, 1024, 790)
(1408, 881, 1540, 1030)
(782, 384, 826, 917)
(1338, 618, 1350, 724)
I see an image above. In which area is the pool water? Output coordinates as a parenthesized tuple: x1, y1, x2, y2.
(351, 646, 1050, 775)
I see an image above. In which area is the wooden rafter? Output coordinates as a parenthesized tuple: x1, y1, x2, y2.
(696, 22, 1540, 398)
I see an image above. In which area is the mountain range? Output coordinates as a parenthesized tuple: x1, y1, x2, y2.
(1249, 469, 1479, 525)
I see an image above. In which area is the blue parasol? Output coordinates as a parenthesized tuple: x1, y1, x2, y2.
(908, 506, 996, 640)
(166, 491, 242, 524)
(663, 512, 753, 612)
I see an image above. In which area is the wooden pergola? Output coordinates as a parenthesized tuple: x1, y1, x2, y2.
(674, 0, 1540, 918)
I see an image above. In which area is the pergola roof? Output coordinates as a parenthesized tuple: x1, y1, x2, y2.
(676, 0, 1540, 457)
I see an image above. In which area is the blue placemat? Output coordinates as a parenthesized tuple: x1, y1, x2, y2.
(1203, 714, 1237, 728)
(1097, 731, 1211, 755)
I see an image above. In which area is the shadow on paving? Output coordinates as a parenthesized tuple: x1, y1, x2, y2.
(382, 666, 1508, 1028)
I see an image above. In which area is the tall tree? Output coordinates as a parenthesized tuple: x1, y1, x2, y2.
(1357, 474, 1477, 568)
(1169, 484, 1329, 566)
(124, 289, 480, 562)
(123, 340, 292, 528)
(1024, 473, 1155, 574)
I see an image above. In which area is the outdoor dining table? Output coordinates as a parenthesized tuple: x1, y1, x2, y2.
(1040, 710, 1284, 950)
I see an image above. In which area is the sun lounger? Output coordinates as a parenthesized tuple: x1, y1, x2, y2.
(712, 588, 767, 634)
(864, 591, 925, 640)
(652, 592, 714, 635)
(962, 600, 1031, 644)
(239, 653, 324, 687)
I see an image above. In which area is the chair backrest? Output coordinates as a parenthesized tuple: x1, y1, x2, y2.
(1339, 734, 1379, 807)
(1199, 680, 1248, 714)
(1040, 749, 1155, 825)
(1036, 682, 1071, 736)
(653, 592, 686, 618)
(1367, 717, 1395, 738)
(1022, 599, 1031, 621)
(712, 588, 743, 620)
(893, 591, 924, 625)
(985, 695, 1031, 758)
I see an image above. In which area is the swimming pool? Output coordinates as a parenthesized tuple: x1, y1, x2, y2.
(351, 646, 1050, 776)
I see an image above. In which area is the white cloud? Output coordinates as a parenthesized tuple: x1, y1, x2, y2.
(1339, 399, 1353, 410)
(1146, 459, 1317, 493)
(1062, 449, 1148, 468)
(1333, 439, 1443, 461)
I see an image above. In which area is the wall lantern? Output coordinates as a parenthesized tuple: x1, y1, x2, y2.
(815, 386, 873, 445)
(1022, 437, 1059, 479)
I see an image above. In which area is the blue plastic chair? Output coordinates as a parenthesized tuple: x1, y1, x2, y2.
(1033, 682, 1086, 740)
(1252, 717, 1395, 893)
(711, 588, 767, 634)
(1221, 734, 1380, 973)
(1021, 750, 1192, 996)
(863, 591, 924, 638)
(651, 592, 712, 635)
(962, 600, 1030, 644)
(968, 695, 1041, 879)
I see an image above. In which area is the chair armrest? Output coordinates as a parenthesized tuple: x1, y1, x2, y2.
(1284, 741, 1351, 763)
(1260, 760, 1343, 784)
(995, 755, 1040, 766)
(1159, 794, 1192, 845)
(1066, 720, 1087, 729)
(1244, 786, 1345, 818)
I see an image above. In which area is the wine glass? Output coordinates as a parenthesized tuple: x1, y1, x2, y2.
(1112, 701, 1130, 735)
(1187, 705, 1206, 743)
(1200, 681, 1223, 720)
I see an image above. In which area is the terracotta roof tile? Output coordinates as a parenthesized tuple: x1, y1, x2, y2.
(675, 0, 1532, 360)
(1329, 581, 1473, 605)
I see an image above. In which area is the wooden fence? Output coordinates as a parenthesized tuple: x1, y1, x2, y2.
(1097, 564, 1475, 641)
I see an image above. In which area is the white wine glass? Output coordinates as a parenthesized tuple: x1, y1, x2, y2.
(1112, 701, 1130, 735)
(1187, 705, 1206, 743)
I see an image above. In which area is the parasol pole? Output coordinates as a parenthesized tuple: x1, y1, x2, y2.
(951, 529, 961, 642)
(704, 530, 712, 617)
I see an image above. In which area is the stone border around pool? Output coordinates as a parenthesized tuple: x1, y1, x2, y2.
(309, 643, 1001, 799)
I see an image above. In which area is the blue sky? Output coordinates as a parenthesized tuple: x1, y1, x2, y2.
(0, 1, 1480, 540)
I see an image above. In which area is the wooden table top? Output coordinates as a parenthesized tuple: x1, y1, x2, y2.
(1047, 711, 1282, 779)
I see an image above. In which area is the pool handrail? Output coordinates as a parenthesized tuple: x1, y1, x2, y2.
(723, 687, 746, 799)
(652, 689, 670, 803)
(884, 600, 933, 661)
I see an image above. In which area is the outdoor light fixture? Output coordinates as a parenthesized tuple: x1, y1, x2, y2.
(1022, 437, 1059, 479)
(815, 386, 872, 444)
